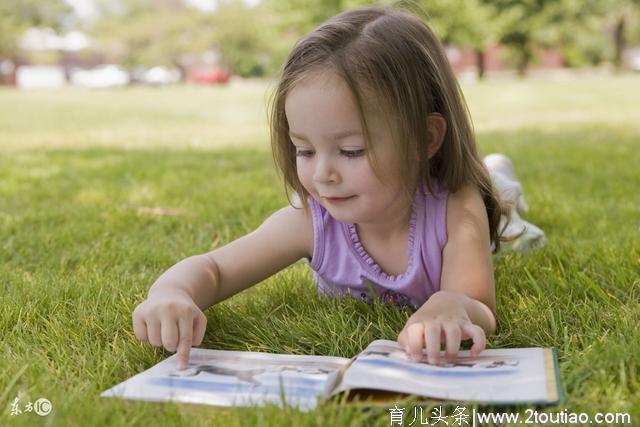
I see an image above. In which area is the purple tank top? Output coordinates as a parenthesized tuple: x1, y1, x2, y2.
(307, 179, 448, 309)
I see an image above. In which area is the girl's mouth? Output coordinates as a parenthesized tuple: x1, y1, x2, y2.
(324, 195, 356, 203)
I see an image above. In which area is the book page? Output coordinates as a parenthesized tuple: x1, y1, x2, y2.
(101, 348, 351, 411)
(334, 340, 556, 404)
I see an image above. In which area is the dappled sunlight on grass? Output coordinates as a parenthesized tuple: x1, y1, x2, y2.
(126, 184, 157, 205)
(464, 75, 640, 132)
(75, 188, 109, 206)
(0, 83, 271, 151)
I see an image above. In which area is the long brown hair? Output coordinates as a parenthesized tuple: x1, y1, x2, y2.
(269, 5, 509, 251)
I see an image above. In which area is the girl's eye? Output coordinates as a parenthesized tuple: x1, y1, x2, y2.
(295, 149, 365, 158)
(341, 149, 365, 158)
(295, 149, 314, 157)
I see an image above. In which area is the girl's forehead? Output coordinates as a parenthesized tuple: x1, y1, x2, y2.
(286, 72, 352, 106)
(286, 77, 360, 126)
(293, 68, 344, 89)
(285, 73, 388, 127)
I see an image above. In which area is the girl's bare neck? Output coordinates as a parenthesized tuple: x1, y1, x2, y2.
(355, 202, 412, 243)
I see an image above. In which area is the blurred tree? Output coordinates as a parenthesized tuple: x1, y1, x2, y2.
(543, 0, 611, 68)
(91, 0, 285, 77)
(481, 0, 554, 76)
(416, 0, 500, 79)
(480, 0, 608, 75)
(481, 0, 640, 74)
(0, 0, 72, 59)
(91, 0, 213, 71)
(262, 0, 640, 75)
(207, 1, 282, 77)
(263, 0, 348, 34)
(600, 0, 640, 70)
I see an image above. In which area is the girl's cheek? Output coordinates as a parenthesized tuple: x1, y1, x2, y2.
(296, 163, 314, 192)
(352, 160, 382, 189)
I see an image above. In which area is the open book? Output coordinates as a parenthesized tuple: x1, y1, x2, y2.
(101, 340, 562, 411)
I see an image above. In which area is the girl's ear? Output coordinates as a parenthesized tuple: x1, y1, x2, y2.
(426, 113, 447, 159)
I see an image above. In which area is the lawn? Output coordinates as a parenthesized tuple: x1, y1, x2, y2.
(1, 75, 639, 426)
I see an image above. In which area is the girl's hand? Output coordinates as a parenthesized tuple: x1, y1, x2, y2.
(397, 290, 486, 365)
(132, 290, 207, 370)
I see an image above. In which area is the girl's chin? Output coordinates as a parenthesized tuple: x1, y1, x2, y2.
(324, 209, 359, 224)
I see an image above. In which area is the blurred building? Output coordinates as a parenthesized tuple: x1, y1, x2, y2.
(446, 44, 564, 79)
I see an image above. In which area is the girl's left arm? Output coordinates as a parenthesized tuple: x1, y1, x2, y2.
(398, 183, 496, 364)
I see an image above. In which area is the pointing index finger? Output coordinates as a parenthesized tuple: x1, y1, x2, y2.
(176, 316, 194, 370)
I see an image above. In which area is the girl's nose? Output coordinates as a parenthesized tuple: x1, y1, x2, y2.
(313, 156, 339, 184)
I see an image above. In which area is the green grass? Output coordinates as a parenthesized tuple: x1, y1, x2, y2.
(1, 75, 639, 426)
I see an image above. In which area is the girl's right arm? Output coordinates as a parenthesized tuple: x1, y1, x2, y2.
(132, 204, 313, 369)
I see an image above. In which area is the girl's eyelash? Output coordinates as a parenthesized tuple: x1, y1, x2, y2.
(295, 150, 314, 157)
(341, 149, 365, 158)
(295, 149, 365, 158)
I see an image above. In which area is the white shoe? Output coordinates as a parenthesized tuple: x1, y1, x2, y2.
(484, 154, 545, 252)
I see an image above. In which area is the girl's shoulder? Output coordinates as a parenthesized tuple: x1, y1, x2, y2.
(444, 183, 488, 238)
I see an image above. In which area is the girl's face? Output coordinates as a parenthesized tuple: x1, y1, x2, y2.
(285, 71, 414, 226)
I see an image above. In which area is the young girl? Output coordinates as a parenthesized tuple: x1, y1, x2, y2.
(133, 5, 512, 371)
